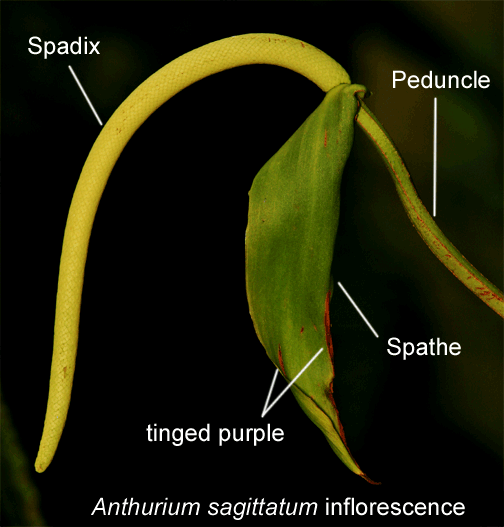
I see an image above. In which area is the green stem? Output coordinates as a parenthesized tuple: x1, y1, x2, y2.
(355, 100, 503, 318)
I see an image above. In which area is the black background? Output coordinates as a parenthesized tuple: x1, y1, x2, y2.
(2, 2, 503, 526)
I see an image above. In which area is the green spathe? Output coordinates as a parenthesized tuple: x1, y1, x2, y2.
(245, 84, 374, 481)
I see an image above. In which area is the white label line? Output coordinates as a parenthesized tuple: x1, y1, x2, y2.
(68, 65, 103, 126)
(337, 282, 379, 338)
(433, 97, 437, 217)
(262, 347, 324, 418)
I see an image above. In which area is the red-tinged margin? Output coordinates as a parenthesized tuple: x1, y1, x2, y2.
(324, 290, 381, 485)
(278, 344, 287, 376)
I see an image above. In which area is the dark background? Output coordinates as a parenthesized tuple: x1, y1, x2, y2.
(2, 1, 503, 526)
